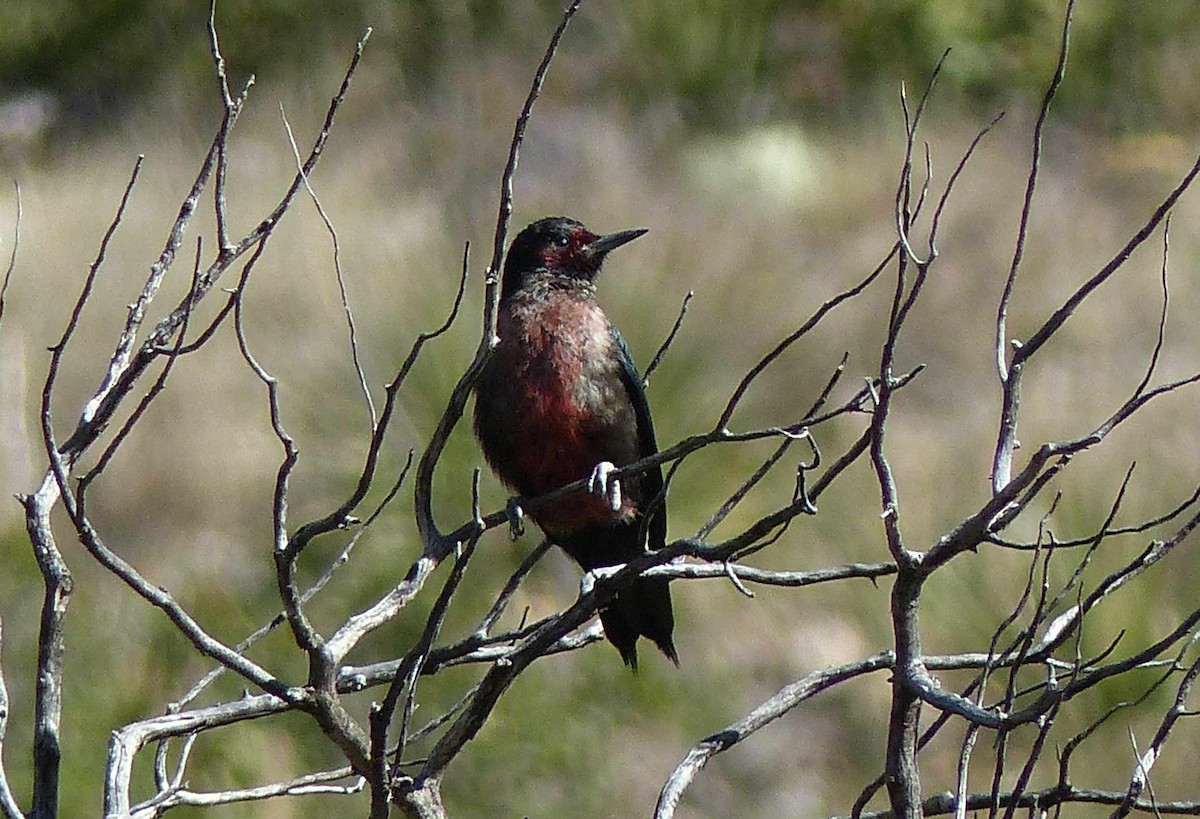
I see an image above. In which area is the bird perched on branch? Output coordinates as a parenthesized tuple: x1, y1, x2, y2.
(473, 216, 677, 669)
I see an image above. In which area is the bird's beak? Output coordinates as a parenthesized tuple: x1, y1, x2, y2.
(583, 228, 648, 260)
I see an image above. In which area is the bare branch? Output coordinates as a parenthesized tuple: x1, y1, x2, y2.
(373, 537, 479, 817)
(413, 0, 584, 551)
(644, 289, 693, 382)
(893, 49, 950, 267)
(321, 249, 471, 665)
(1019, 161, 1199, 369)
(1113, 643, 1200, 817)
(59, 136, 212, 460)
(926, 110, 1005, 258)
(656, 654, 895, 818)
(716, 243, 895, 431)
(58, 25, 370, 460)
(696, 437, 794, 540)
(131, 768, 363, 817)
(281, 102, 377, 430)
(79, 239, 205, 491)
(0, 180, 20, 333)
(12, 1, 1200, 816)
(1133, 216, 1172, 398)
(841, 787, 1200, 819)
(994, 0, 1075, 381)
(0, 619, 23, 819)
(230, 281, 374, 776)
(644, 560, 896, 588)
(475, 539, 553, 637)
(48, 449, 293, 698)
(207, 0, 242, 252)
(17, 154, 144, 819)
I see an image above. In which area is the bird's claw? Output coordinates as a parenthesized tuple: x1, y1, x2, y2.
(505, 498, 526, 540)
(588, 461, 622, 513)
(580, 566, 617, 596)
(579, 571, 597, 596)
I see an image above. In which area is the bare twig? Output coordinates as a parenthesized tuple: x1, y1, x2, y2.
(644, 289, 693, 382)
(322, 247, 471, 666)
(1018, 161, 1198, 369)
(994, 0, 1075, 382)
(18, 154, 144, 819)
(475, 539, 553, 637)
(697, 437, 794, 539)
(1113, 641, 1200, 818)
(413, 0, 584, 553)
(57, 25, 369, 460)
(0, 619, 22, 819)
(131, 767, 363, 816)
(1133, 215, 1172, 398)
(171, 450, 413, 714)
(840, 787, 1200, 819)
(656, 654, 895, 818)
(79, 239, 205, 491)
(0, 180, 20, 333)
(281, 102, 378, 430)
(716, 243, 895, 431)
(372, 536, 479, 817)
(13, 0, 1199, 815)
(893, 49, 950, 267)
(207, 0, 243, 253)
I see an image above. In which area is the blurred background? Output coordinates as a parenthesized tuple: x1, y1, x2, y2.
(3, 0, 1200, 816)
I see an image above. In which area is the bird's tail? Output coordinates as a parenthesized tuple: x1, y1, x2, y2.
(555, 525, 678, 669)
(599, 576, 678, 670)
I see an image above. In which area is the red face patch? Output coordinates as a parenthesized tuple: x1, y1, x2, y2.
(541, 226, 597, 272)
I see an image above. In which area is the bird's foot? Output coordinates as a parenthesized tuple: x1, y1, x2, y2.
(505, 498, 526, 540)
(580, 565, 619, 596)
(588, 461, 622, 513)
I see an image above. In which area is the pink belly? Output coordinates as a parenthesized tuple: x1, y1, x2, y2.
(510, 381, 635, 532)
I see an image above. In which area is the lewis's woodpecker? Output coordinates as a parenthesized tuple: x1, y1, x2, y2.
(473, 216, 677, 669)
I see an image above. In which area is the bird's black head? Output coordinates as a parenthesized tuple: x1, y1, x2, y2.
(501, 216, 647, 300)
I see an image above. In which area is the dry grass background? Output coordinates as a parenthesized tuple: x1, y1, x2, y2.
(3, 12, 1200, 817)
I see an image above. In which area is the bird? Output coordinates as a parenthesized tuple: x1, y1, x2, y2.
(473, 216, 677, 669)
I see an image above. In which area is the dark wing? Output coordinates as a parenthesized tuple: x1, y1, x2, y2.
(611, 326, 667, 552)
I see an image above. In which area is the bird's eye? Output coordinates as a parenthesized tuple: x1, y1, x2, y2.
(556, 235, 570, 247)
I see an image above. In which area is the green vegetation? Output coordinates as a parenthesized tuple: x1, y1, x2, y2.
(4, 1, 1200, 132)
